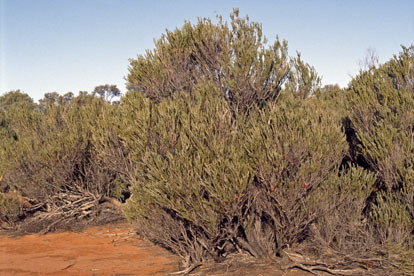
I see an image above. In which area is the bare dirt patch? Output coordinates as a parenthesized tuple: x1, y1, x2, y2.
(0, 223, 179, 276)
(0, 223, 311, 276)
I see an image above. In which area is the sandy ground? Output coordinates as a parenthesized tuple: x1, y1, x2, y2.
(0, 223, 310, 276)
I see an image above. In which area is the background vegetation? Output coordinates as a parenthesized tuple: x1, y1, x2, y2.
(1, 10, 413, 275)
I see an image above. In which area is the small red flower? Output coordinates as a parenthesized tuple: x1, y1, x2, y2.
(285, 157, 289, 161)
(234, 196, 239, 201)
(302, 183, 307, 189)
(290, 161, 294, 165)
(270, 186, 275, 192)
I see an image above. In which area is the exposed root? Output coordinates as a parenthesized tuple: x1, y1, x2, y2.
(280, 248, 398, 276)
(167, 263, 201, 275)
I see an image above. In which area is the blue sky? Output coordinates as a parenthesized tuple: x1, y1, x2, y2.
(1, 0, 413, 101)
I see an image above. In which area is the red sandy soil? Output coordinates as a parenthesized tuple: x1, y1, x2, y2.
(0, 223, 310, 276)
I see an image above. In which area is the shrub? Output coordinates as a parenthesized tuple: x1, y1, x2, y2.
(344, 45, 414, 274)
(121, 10, 401, 274)
(126, 9, 318, 116)
(0, 92, 123, 232)
(120, 82, 356, 267)
(0, 192, 24, 228)
(347, 46, 414, 227)
(0, 91, 39, 227)
(121, 48, 413, 272)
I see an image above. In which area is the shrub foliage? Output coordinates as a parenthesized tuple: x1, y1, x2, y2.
(126, 9, 311, 115)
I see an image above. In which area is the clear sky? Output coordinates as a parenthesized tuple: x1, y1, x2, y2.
(1, 0, 413, 101)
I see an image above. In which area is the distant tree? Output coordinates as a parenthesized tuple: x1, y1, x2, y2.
(92, 84, 121, 101)
(358, 47, 379, 71)
(60, 92, 74, 105)
(320, 84, 341, 93)
(39, 92, 61, 106)
(0, 90, 37, 147)
(0, 90, 35, 110)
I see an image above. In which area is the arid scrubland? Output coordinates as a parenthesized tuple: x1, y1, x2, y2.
(1, 10, 413, 275)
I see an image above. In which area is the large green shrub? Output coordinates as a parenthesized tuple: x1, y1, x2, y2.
(344, 46, 414, 273)
(347, 46, 414, 236)
(118, 10, 409, 274)
(119, 82, 362, 267)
